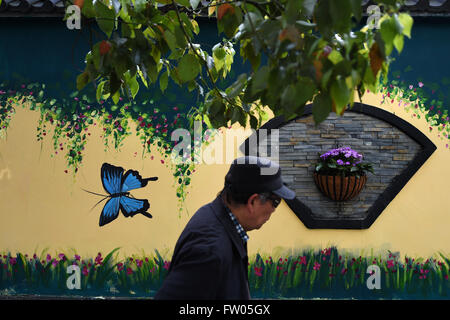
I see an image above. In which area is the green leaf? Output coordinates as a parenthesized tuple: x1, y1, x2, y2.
(393, 34, 404, 53)
(227, 73, 247, 99)
(177, 54, 201, 83)
(251, 66, 270, 95)
(76, 72, 89, 91)
(82, 0, 96, 18)
(281, 78, 316, 113)
(213, 45, 226, 71)
(312, 92, 332, 124)
(112, 90, 120, 104)
(96, 81, 106, 101)
(160, 70, 169, 93)
(398, 13, 413, 38)
(379, 17, 397, 56)
(328, 50, 343, 65)
(330, 76, 350, 114)
(95, 0, 116, 38)
(164, 30, 178, 52)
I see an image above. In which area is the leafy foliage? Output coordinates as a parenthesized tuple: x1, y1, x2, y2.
(68, 0, 414, 129)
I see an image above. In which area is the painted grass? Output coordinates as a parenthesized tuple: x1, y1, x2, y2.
(1, 247, 449, 299)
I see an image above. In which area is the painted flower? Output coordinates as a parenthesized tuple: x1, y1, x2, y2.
(418, 82, 424, 88)
(82, 266, 89, 276)
(313, 262, 321, 271)
(163, 261, 170, 270)
(254, 266, 263, 277)
(126, 267, 133, 275)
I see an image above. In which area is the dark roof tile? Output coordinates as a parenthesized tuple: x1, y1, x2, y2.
(0, 0, 449, 17)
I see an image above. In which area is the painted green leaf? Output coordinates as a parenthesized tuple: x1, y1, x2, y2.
(177, 54, 201, 83)
(96, 81, 106, 101)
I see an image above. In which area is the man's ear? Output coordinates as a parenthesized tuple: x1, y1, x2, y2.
(247, 194, 259, 210)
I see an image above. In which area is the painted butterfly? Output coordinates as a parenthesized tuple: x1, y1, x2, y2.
(84, 163, 158, 226)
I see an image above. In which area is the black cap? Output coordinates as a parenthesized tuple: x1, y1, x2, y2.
(225, 156, 295, 200)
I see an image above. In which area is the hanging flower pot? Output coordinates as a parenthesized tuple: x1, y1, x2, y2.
(313, 172, 367, 201)
(313, 147, 374, 202)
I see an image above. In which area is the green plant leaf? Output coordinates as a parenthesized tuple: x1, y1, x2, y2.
(312, 92, 332, 124)
(76, 72, 89, 91)
(159, 70, 169, 93)
(177, 54, 201, 83)
(398, 13, 413, 38)
(330, 76, 350, 114)
(94, 0, 116, 38)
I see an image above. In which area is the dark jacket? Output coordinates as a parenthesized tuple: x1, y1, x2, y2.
(154, 196, 250, 300)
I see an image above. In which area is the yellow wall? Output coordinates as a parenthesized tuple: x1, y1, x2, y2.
(0, 92, 449, 260)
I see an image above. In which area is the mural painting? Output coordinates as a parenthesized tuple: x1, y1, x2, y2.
(0, 0, 450, 303)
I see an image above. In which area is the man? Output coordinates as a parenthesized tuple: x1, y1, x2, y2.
(154, 156, 295, 300)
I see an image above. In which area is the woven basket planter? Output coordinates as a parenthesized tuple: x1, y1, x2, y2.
(313, 172, 367, 201)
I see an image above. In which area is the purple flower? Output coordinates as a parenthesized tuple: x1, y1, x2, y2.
(46, 254, 52, 262)
(74, 254, 81, 261)
(337, 159, 344, 165)
(9, 257, 17, 266)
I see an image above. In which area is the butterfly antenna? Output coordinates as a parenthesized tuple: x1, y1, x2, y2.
(89, 196, 109, 212)
(143, 177, 158, 183)
(81, 188, 108, 197)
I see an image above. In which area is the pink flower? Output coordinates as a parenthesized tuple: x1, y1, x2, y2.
(95, 253, 103, 266)
(313, 262, 321, 271)
(299, 256, 307, 265)
(46, 254, 52, 262)
(117, 263, 124, 271)
(52, 259, 58, 267)
(82, 266, 89, 276)
(163, 261, 170, 270)
(254, 266, 263, 277)
(418, 82, 424, 88)
(9, 257, 17, 266)
(387, 260, 395, 269)
(341, 268, 348, 275)
(126, 267, 133, 275)
(136, 259, 143, 268)
(409, 85, 413, 90)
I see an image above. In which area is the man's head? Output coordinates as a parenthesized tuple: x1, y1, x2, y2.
(220, 156, 295, 231)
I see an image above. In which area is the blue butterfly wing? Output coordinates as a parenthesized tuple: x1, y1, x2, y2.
(99, 197, 120, 226)
(120, 196, 151, 218)
(101, 163, 124, 195)
(121, 169, 158, 193)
